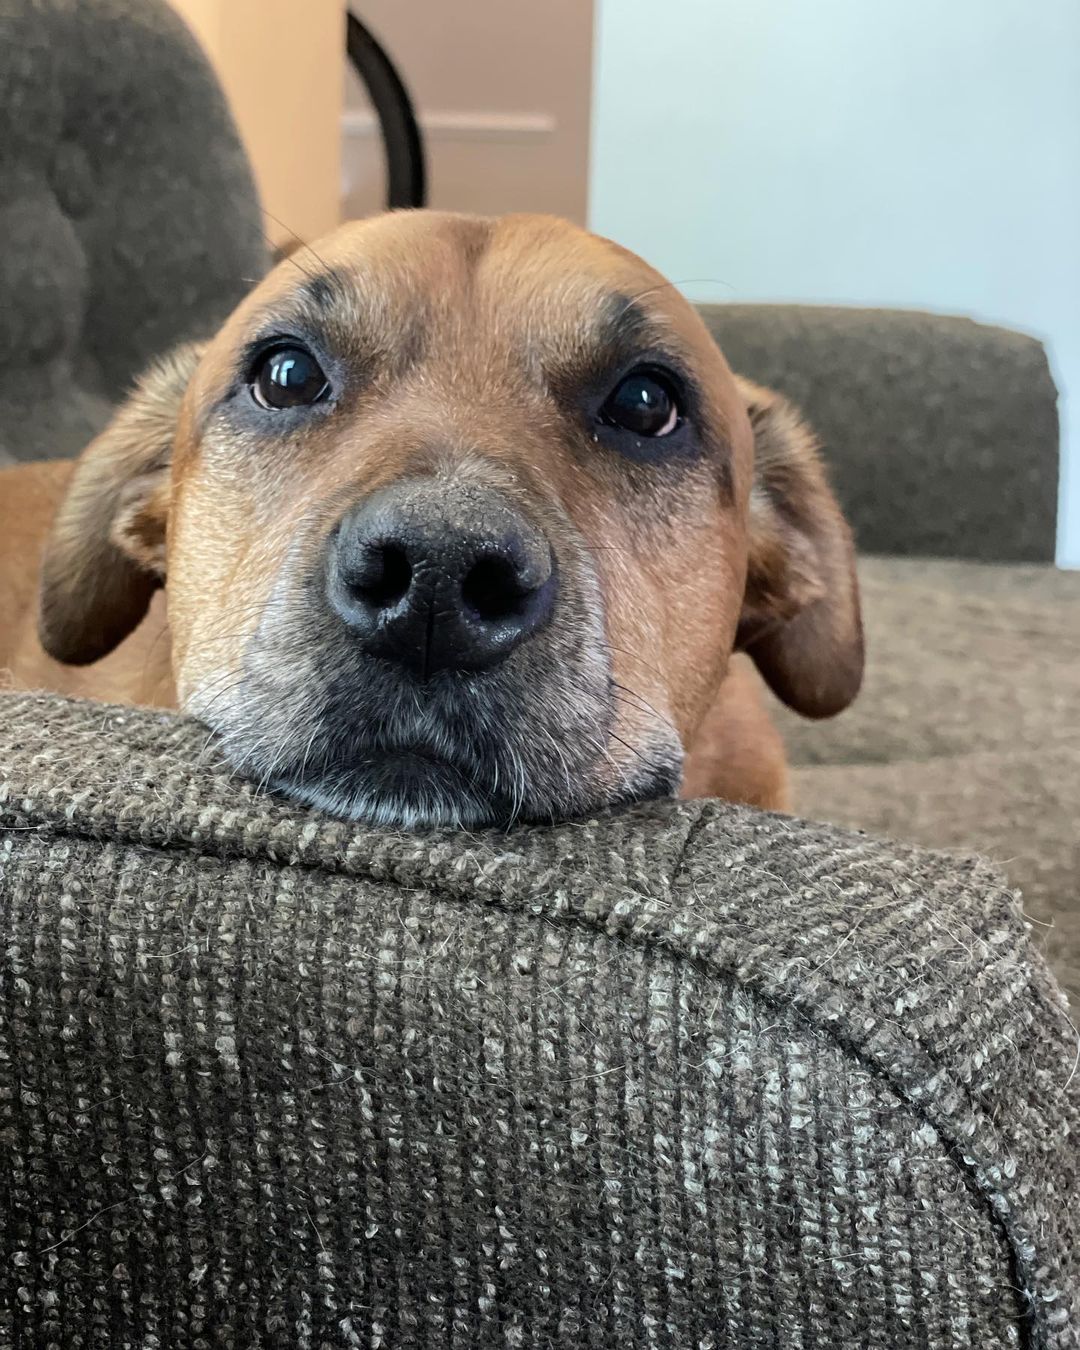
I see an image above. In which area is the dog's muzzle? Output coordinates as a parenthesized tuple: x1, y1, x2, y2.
(197, 474, 677, 829)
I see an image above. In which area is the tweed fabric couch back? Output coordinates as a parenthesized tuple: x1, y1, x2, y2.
(1, 693, 1076, 1348)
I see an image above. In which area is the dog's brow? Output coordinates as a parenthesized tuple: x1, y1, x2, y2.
(299, 268, 348, 312)
(589, 294, 686, 365)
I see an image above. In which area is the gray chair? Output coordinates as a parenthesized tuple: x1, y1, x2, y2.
(0, 692, 1077, 1348)
(0, 0, 266, 468)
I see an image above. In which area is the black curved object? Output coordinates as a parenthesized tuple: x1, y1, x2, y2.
(347, 11, 427, 210)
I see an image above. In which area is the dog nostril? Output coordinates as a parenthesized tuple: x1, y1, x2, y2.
(461, 553, 532, 622)
(353, 542, 413, 609)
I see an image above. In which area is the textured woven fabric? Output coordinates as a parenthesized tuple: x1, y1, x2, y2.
(701, 304, 1060, 562)
(1, 692, 1077, 1347)
(0, 0, 266, 467)
(785, 556, 1080, 1003)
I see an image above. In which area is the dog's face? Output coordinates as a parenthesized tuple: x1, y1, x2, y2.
(38, 212, 861, 827)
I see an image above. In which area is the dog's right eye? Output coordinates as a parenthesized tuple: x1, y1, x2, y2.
(250, 344, 330, 410)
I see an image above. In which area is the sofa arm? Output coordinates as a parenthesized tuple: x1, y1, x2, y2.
(1, 692, 1077, 1347)
(700, 303, 1060, 563)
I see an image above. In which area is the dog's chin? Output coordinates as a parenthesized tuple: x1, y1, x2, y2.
(270, 749, 514, 830)
(264, 746, 680, 831)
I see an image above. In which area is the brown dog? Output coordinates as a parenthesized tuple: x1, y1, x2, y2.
(0, 212, 862, 827)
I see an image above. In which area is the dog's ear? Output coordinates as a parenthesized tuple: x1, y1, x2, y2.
(735, 376, 863, 719)
(38, 344, 203, 665)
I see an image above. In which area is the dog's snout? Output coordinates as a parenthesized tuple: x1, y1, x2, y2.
(327, 482, 557, 676)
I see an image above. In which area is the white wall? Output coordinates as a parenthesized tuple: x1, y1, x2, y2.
(590, 0, 1080, 566)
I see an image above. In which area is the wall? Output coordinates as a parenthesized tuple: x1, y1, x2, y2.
(343, 0, 592, 223)
(590, 0, 1080, 566)
(169, 0, 343, 249)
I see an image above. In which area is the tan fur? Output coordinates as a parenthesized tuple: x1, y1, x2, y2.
(736, 377, 863, 719)
(0, 212, 862, 816)
(680, 656, 792, 810)
(0, 462, 173, 706)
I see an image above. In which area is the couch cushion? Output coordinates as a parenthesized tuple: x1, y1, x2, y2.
(785, 556, 1080, 998)
(0, 691, 1077, 1346)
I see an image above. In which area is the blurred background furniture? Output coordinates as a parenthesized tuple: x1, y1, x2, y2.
(0, 0, 266, 467)
(340, 0, 592, 224)
(707, 305, 1060, 563)
(168, 3, 429, 235)
(346, 9, 426, 210)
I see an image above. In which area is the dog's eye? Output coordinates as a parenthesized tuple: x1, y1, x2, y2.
(600, 368, 681, 438)
(250, 344, 330, 410)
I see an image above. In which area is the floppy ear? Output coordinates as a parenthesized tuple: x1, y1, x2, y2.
(735, 376, 863, 719)
(38, 343, 203, 665)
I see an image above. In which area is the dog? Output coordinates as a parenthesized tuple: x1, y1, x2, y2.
(0, 211, 862, 828)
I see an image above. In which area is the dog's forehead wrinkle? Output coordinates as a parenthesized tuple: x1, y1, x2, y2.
(299, 266, 349, 313)
(599, 293, 676, 345)
(516, 295, 698, 403)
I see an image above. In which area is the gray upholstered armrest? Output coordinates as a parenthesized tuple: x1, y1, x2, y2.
(1, 693, 1077, 1346)
(700, 303, 1060, 562)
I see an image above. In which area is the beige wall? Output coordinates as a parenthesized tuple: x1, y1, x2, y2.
(169, 0, 592, 237)
(344, 0, 593, 222)
(170, 0, 344, 248)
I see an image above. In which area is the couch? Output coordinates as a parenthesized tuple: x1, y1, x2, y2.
(2, 693, 1078, 1347)
(0, 1, 1076, 1345)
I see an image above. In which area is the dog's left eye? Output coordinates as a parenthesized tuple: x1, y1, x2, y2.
(250, 344, 330, 410)
(600, 367, 681, 438)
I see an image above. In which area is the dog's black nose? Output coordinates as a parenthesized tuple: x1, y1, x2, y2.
(326, 481, 557, 676)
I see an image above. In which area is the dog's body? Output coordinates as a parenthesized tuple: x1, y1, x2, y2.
(0, 212, 861, 826)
